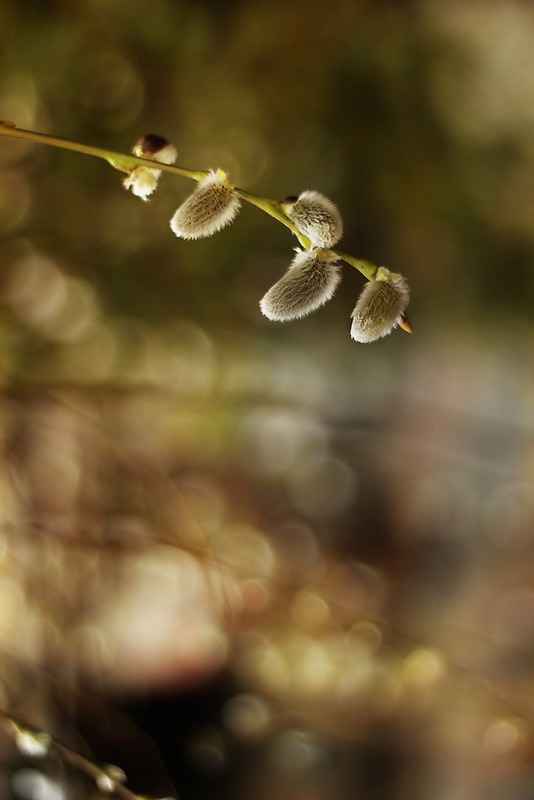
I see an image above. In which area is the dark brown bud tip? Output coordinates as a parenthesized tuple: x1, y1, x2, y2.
(279, 196, 299, 205)
(132, 134, 170, 156)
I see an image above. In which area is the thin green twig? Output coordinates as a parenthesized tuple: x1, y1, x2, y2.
(0, 121, 386, 284)
(0, 121, 206, 181)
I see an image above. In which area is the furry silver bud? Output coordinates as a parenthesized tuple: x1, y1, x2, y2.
(260, 248, 341, 322)
(281, 190, 343, 248)
(170, 169, 241, 239)
(350, 272, 410, 343)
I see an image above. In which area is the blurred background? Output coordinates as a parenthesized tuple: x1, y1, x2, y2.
(1, 0, 534, 798)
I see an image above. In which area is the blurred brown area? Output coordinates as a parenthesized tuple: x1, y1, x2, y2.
(1, 1, 534, 798)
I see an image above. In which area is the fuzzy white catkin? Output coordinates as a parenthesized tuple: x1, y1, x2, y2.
(260, 249, 341, 322)
(350, 275, 410, 343)
(170, 170, 241, 239)
(281, 190, 343, 248)
(123, 169, 160, 200)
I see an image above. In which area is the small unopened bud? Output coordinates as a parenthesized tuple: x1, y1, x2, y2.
(350, 270, 410, 343)
(132, 134, 177, 164)
(96, 774, 116, 794)
(170, 169, 241, 239)
(96, 764, 126, 794)
(280, 190, 343, 248)
(14, 727, 51, 758)
(123, 134, 177, 201)
(260, 248, 341, 322)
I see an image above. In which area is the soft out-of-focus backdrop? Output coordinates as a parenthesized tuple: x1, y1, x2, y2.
(1, 1, 534, 798)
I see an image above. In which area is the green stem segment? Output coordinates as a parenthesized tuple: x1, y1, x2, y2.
(0, 121, 206, 181)
(0, 121, 382, 282)
(236, 192, 380, 280)
(334, 250, 378, 282)
(236, 189, 311, 248)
